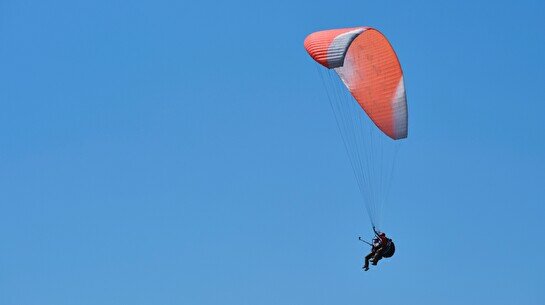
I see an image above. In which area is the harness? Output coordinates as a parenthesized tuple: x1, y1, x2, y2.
(381, 239, 395, 258)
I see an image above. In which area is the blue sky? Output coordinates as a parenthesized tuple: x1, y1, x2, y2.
(1, 0, 544, 304)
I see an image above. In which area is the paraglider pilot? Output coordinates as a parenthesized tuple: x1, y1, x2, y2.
(362, 227, 395, 271)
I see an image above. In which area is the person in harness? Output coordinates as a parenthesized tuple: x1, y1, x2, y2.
(361, 227, 395, 271)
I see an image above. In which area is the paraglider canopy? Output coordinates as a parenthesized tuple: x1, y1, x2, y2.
(304, 27, 408, 140)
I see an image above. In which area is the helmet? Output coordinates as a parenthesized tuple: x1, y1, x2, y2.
(379, 232, 386, 237)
